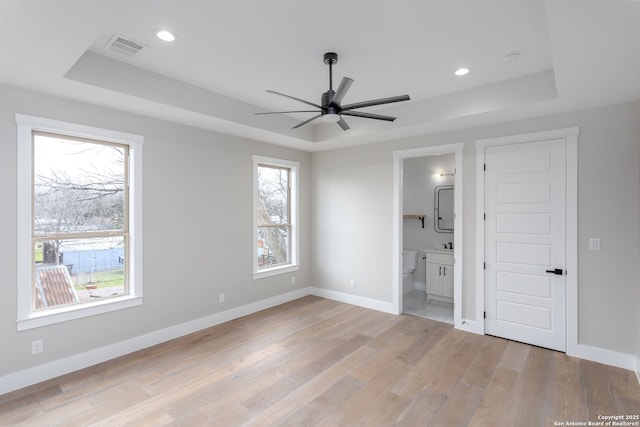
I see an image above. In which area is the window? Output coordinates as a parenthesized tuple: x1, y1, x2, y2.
(16, 114, 143, 330)
(253, 156, 299, 278)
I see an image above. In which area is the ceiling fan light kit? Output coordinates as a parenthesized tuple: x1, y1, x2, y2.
(256, 52, 411, 131)
(321, 113, 340, 123)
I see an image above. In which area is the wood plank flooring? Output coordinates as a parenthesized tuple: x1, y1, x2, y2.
(1, 296, 639, 426)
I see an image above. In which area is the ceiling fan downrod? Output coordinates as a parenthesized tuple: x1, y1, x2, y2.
(323, 52, 338, 92)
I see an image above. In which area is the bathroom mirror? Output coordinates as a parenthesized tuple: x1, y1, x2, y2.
(434, 185, 454, 233)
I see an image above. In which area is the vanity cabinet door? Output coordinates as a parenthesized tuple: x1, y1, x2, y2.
(442, 264, 454, 298)
(426, 263, 444, 296)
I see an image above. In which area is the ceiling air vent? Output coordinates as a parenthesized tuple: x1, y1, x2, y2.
(105, 34, 146, 57)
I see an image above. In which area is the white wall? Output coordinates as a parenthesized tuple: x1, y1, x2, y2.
(311, 101, 640, 356)
(0, 84, 311, 377)
(403, 155, 455, 289)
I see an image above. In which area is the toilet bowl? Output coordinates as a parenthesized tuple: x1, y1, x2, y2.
(402, 249, 418, 294)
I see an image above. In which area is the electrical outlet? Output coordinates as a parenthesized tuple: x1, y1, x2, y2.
(349, 279, 356, 288)
(589, 238, 601, 250)
(219, 293, 225, 303)
(291, 276, 296, 285)
(32, 339, 43, 355)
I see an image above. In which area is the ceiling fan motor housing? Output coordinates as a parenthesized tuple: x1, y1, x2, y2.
(322, 90, 339, 115)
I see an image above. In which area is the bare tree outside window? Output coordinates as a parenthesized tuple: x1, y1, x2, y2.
(32, 133, 128, 307)
(256, 165, 291, 268)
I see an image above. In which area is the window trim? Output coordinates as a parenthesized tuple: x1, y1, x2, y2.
(253, 155, 299, 279)
(16, 114, 143, 331)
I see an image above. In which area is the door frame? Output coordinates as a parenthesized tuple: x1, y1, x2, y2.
(475, 127, 578, 353)
(392, 143, 464, 328)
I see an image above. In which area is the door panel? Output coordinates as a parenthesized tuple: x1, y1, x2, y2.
(496, 301, 552, 330)
(496, 242, 551, 266)
(496, 213, 551, 234)
(485, 138, 566, 351)
(496, 182, 551, 204)
(495, 145, 551, 174)
(496, 272, 552, 298)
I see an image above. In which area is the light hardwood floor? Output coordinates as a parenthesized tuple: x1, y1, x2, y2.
(2, 296, 639, 426)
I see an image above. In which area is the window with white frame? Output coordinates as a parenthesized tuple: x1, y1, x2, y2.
(16, 114, 143, 330)
(253, 156, 299, 278)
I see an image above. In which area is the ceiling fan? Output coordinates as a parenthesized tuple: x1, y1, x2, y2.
(256, 52, 410, 131)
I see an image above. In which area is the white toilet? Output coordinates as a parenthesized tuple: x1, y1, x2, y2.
(402, 249, 418, 294)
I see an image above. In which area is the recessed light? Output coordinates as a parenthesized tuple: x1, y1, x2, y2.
(454, 67, 470, 76)
(155, 29, 176, 42)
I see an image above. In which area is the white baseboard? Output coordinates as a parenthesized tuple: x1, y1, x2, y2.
(568, 343, 638, 371)
(0, 287, 311, 396)
(457, 319, 484, 335)
(309, 287, 395, 314)
(457, 319, 638, 374)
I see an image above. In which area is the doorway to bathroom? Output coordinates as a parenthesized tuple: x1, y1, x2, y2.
(392, 144, 463, 327)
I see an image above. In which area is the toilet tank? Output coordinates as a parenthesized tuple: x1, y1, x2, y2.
(402, 249, 418, 273)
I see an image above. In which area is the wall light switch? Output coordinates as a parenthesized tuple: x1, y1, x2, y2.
(589, 238, 601, 251)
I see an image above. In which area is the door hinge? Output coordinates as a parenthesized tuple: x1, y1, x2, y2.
(483, 213, 486, 220)
(484, 311, 486, 319)
(483, 262, 486, 270)
(483, 163, 486, 171)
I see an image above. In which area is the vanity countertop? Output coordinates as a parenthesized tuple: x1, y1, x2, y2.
(424, 248, 454, 254)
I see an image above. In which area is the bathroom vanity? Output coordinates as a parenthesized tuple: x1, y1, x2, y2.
(424, 249, 454, 302)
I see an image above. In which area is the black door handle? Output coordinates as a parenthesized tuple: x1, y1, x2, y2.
(545, 268, 564, 275)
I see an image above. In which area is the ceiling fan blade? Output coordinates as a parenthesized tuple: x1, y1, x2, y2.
(266, 90, 322, 109)
(331, 77, 354, 105)
(341, 111, 396, 122)
(292, 114, 322, 129)
(255, 110, 321, 115)
(341, 94, 410, 111)
(337, 117, 350, 131)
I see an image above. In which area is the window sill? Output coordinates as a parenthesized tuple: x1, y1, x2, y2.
(253, 264, 299, 280)
(17, 295, 143, 331)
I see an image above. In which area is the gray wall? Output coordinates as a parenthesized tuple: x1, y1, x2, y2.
(311, 101, 640, 355)
(0, 84, 311, 376)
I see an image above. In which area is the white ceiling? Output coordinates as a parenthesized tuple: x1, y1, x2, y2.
(1, 0, 639, 151)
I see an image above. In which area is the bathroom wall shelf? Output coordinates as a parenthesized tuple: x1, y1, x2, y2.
(403, 214, 426, 228)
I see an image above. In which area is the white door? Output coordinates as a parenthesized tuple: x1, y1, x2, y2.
(484, 139, 566, 351)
